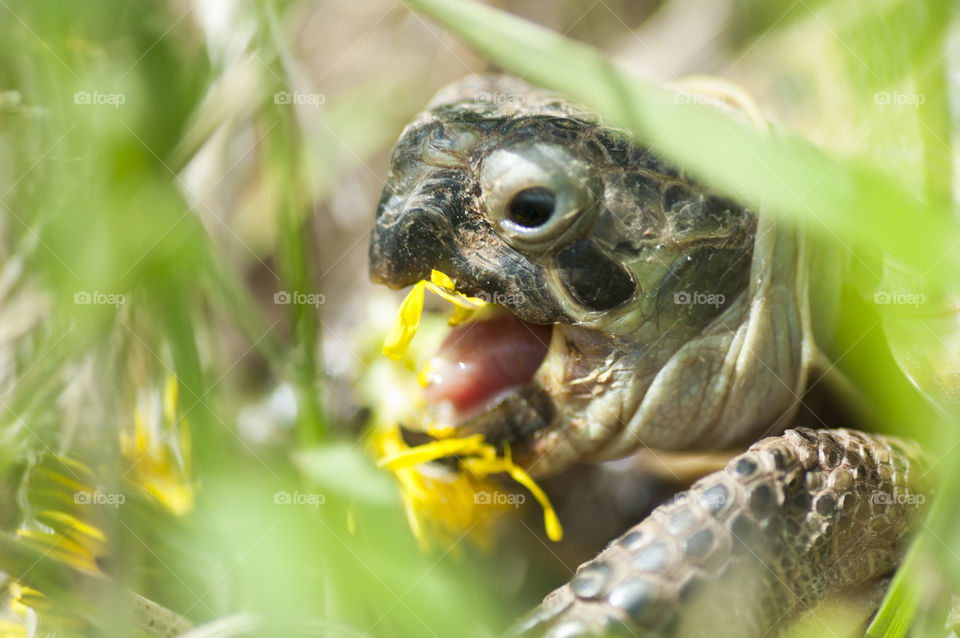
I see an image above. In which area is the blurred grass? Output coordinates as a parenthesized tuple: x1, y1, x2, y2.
(0, 0, 515, 635)
(0, 0, 957, 636)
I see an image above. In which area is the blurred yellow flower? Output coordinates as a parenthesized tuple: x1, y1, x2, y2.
(121, 375, 196, 515)
(8, 375, 198, 634)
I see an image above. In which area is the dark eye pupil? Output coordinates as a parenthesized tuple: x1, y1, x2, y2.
(507, 187, 555, 228)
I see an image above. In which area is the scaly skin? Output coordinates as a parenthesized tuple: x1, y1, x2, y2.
(368, 75, 929, 636)
(509, 429, 925, 637)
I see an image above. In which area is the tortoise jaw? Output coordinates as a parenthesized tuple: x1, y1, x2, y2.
(440, 382, 559, 464)
(418, 310, 559, 457)
(418, 314, 628, 472)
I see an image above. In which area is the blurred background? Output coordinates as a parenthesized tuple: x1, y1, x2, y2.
(0, 0, 954, 636)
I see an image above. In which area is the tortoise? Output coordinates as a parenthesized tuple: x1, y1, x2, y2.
(368, 74, 933, 637)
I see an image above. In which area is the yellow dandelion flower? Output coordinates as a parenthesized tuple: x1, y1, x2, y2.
(121, 375, 196, 515)
(9, 377, 198, 634)
(9, 584, 51, 619)
(371, 425, 510, 550)
(16, 510, 106, 575)
(9, 460, 107, 634)
(9, 583, 89, 634)
(15, 457, 108, 576)
(374, 269, 563, 547)
(0, 618, 28, 638)
(377, 428, 562, 543)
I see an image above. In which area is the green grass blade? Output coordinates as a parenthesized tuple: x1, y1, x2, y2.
(865, 536, 923, 638)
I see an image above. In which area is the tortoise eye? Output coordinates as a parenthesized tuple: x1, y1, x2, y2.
(507, 187, 556, 228)
(480, 142, 599, 248)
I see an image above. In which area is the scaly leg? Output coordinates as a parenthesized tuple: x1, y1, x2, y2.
(510, 428, 927, 637)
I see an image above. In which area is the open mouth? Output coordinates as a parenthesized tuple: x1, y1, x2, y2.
(379, 270, 563, 453)
(383, 270, 567, 464)
(421, 312, 553, 421)
(376, 276, 567, 542)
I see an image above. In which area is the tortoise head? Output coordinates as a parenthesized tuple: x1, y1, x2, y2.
(370, 74, 812, 475)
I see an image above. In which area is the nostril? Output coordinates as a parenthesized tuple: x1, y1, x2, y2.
(368, 209, 450, 289)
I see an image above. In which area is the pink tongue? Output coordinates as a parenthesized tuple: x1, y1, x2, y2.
(423, 315, 552, 415)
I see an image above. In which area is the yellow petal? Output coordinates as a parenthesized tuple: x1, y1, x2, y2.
(179, 415, 193, 472)
(376, 433, 487, 469)
(425, 425, 457, 439)
(10, 585, 50, 610)
(16, 529, 99, 573)
(382, 270, 488, 359)
(36, 510, 106, 544)
(429, 269, 456, 289)
(381, 431, 564, 543)
(35, 468, 89, 494)
(504, 462, 564, 542)
(417, 360, 433, 388)
(143, 480, 195, 516)
(462, 452, 563, 541)
(134, 409, 150, 455)
(163, 374, 178, 426)
(448, 304, 477, 326)
(426, 270, 488, 313)
(382, 282, 426, 359)
(425, 282, 486, 310)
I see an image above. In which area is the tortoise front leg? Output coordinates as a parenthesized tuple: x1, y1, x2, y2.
(511, 428, 927, 637)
